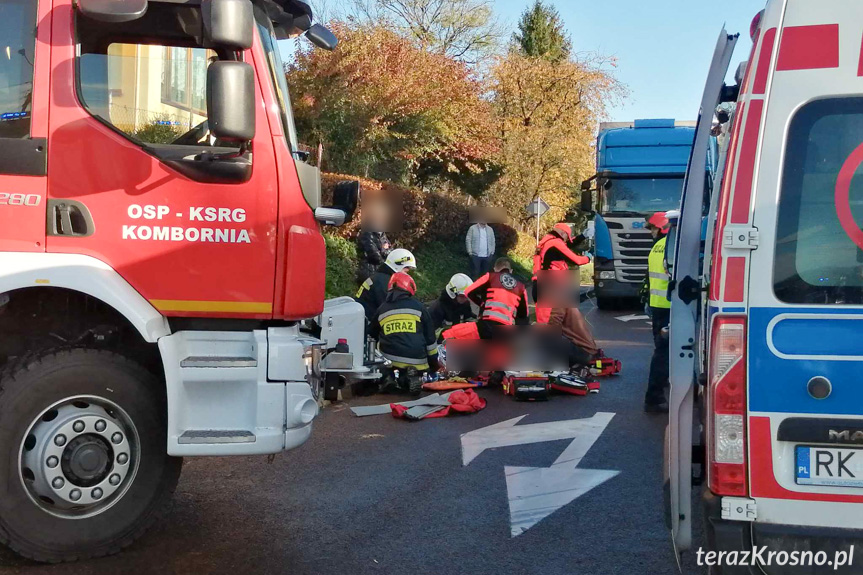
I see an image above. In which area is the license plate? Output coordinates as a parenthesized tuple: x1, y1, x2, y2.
(796, 446, 863, 487)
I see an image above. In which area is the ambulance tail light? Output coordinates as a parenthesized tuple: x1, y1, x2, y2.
(707, 316, 748, 497)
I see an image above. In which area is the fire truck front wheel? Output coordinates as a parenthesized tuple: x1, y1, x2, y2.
(0, 348, 182, 563)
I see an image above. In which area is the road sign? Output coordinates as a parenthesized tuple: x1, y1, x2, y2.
(525, 197, 550, 218)
(460, 412, 619, 537)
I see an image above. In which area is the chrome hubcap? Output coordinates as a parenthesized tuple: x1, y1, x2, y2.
(19, 397, 139, 518)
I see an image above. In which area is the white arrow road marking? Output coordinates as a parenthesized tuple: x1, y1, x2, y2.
(615, 313, 649, 322)
(461, 412, 619, 537)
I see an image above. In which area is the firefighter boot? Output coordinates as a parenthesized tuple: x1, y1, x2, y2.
(400, 367, 423, 397)
(378, 368, 400, 395)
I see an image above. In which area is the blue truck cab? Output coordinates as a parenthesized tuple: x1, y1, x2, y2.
(582, 119, 713, 309)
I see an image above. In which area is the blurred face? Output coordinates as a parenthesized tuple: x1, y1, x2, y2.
(361, 192, 403, 232)
(456, 294, 469, 305)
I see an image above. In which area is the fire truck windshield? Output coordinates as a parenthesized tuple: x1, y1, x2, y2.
(601, 176, 684, 216)
(257, 20, 300, 151)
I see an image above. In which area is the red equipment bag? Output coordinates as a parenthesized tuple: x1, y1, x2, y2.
(551, 374, 589, 396)
(502, 375, 550, 401)
(594, 350, 622, 377)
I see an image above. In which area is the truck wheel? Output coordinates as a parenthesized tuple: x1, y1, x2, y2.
(0, 349, 182, 563)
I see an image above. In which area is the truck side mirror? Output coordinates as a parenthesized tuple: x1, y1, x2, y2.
(207, 61, 255, 142)
(306, 24, 338, 51)
(202, 0, 254, 50)
(580, 191, 593, 213)
(78, 0, 147, 22)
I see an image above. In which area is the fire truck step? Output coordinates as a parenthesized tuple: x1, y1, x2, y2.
(180, 356, 258, 368)
(178, 430, 256, 444)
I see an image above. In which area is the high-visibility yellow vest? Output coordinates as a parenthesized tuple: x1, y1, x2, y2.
(648, 236, 671, 309)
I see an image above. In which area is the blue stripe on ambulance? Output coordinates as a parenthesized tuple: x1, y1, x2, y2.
(748, 306, 863, 415)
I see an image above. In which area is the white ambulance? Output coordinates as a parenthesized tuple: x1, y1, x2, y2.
(668, 1, 863, 572)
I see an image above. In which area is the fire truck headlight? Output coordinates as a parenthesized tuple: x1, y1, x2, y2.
(598, 271, 615, 280)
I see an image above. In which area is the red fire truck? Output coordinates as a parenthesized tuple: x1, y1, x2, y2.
(0, 0, 353, 562)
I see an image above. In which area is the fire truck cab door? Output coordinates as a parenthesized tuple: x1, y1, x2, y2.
(667, 27, 738, 558)
(45, 1, 279, 319)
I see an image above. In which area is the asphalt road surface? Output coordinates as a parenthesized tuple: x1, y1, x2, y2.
(0, 297, 707, 575)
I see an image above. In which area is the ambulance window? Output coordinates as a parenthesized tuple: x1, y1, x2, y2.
(774, 98, 863, 304)
(0, 0, 38, 139)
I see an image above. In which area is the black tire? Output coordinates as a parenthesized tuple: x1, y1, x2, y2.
(0, 348, 182, 563)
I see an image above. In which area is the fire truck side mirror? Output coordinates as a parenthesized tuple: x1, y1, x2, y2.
(207, 61, 255, 142)
(306, 24, 338, 51)
(202, 0, 254, 51)
(78, 0, 147, 23)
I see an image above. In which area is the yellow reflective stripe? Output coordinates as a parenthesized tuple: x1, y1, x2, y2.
(648, 271, 668, 280)
(380, 313, 420, 325)
(151, 300, 273, 313)
(355, 278, 373, 298)
(379, 308, 422, 320)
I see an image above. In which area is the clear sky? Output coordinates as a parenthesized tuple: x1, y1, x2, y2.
(494, 0, 768, 122)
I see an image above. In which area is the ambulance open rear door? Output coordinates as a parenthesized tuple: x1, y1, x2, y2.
(666, 27, 738, 561)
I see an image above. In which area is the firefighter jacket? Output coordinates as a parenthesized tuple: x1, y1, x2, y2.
(648, 236, 671, 309)
(356, 264, 394, 321)
(465, 272, 529, 326)
(369, 289, 439, 371)
(532, 233, 591, 278)
(428, 290, 476, 331)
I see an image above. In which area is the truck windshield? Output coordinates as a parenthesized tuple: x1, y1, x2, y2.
(256, 20, 299, 151)
(602, 177, 684, 215)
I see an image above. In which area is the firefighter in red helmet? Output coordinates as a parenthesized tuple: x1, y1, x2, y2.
(533, 223, 592, 324)
(369, 272, 438, 396)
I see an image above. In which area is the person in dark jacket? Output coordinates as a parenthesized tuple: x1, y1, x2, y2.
(428, 273, 475, 333)
(356, 248, 416, 322)
(356, 231, 392, 283)
(369, 272, 439, 395)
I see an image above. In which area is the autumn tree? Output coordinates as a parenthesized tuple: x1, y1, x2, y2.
(353, 0, 502, 63)
(513, 0, 571, 62)
(488, 51, 624, 228)
(287, 21, 497, 188)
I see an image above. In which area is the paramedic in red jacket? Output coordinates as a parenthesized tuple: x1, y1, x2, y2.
(464, 258, 530, 340)
(533, 223, 591, 324)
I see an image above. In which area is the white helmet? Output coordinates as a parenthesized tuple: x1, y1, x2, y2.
(445, 273, 473, 299)
(385, 248, 417, 273)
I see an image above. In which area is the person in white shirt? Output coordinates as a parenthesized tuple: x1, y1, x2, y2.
(465, 221, 496, 279)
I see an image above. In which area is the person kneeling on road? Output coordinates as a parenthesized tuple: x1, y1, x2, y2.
(549, 305, 599, 383)
(369, 272, 439, 396)
(356, 248, 417, 323)
(429, 273, 476, 333)
(465, 258, 530, 340)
